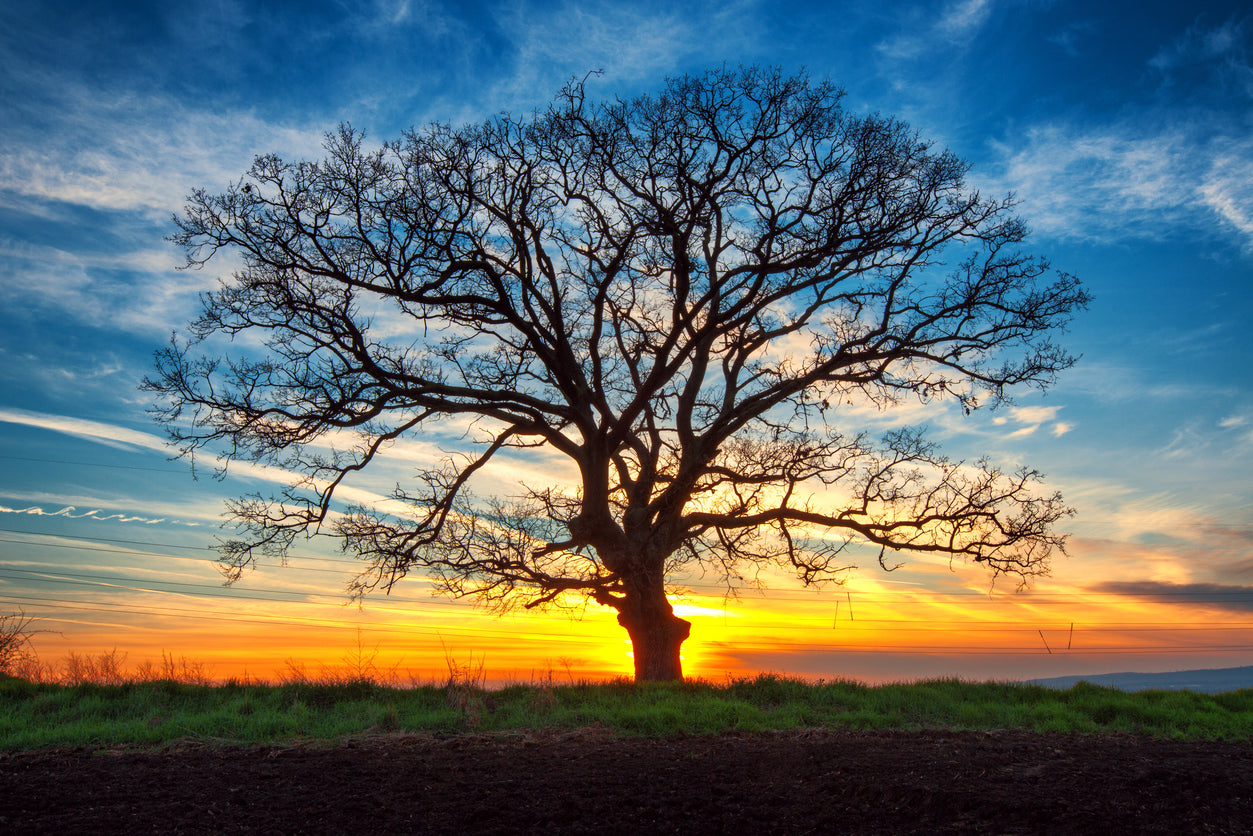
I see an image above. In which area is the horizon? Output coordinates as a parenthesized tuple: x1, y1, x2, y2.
(2, 0, 1251, 685)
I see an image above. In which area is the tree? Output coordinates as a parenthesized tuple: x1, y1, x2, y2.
(147, 67, 1088, 682)
(0, 609, 38, 676)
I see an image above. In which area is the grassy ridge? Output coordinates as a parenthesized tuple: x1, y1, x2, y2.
(2, 674, 1251, 751)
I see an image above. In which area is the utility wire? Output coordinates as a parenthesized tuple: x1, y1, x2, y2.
(6, 529, 1253, 614)
(6, 562, 1253, 627)
(3, 569, 1252, 644)
(0, 593, 614, 645)
(8, 528, 1253, 604)
(0, 527, 355, 566)
(0, 455, 184, 473)
(7, 596, 1247, 657)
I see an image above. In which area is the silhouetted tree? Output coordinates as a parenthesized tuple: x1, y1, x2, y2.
(0, 609, 37, 676)
(148, 67, 1088, 681)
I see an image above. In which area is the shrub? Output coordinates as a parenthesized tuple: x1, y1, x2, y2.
(0, 610, 38, 676)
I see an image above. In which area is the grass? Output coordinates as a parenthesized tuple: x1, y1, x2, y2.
(2, 671, 1252, 751)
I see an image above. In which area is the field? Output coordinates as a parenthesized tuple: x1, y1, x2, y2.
(3, 673, 1253, 748)
(2, 673, 1252, 832)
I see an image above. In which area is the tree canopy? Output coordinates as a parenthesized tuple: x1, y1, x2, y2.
(147, 66, 1088, 681)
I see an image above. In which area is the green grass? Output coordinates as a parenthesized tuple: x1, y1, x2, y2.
(2, 673, 1251, 751)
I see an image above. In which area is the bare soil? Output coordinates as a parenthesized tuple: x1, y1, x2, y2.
(1, 729, 1250, 833)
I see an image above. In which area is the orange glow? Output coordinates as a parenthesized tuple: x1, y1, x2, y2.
(18, 562, 1253, 686)
(9, 530, 1253, 685)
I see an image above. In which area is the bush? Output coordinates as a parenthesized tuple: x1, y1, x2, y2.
(0, 610, 37, 676)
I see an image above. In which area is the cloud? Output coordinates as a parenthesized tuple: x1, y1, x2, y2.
(0, 409, 500, 527)
(1199, 136, 1253, 244)
(1091, 580, 1253, 614)
(0, 408, 171, 453)
(936, 0, 993, 39)
(987, 124, 1162, 235)
(1149, 17, 1253, 97)
(505, 0, 695, 79)
(354, 0, 452, 36)
(0, 489, 226, 525)
(1158, 411, 1253, 461)
(0, 409, 387, 499)
(482, 0, 762, 111)
(0, 72, 327, 340)
(988, 404, 1067, 440)
(1046, 21, 1097, 58)
(0, 504, 186, 526)
(876, 0, 996, 60)
(984, 121, 1253, 249)
(982, 16, 1253, 252)
(1063, 489, 1253, 582)
(1059, 360, 1239, 406)
(1009, 405, 1060, 425)
(0, 235, 215, 336)
(0, 87, 325, 222)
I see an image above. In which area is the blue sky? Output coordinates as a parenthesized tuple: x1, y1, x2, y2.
(1, 0, 1250, 683)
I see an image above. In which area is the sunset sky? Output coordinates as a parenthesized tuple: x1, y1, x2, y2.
(1, 0, 1251, 686)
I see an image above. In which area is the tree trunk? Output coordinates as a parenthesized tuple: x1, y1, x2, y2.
(618, 601, 691, 683)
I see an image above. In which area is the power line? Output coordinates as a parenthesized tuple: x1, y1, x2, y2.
(0, 527, 356, 566)
(9, 596, 1247, 658)
(0, 538, 358, 579)
(6, 529, 1253, 611)
(0, 593, 615, 646)
(0, 566, 456, 612)
(0, 455, 185, 473)
(7, 528, 1253, 645)
(4, 567, 1253, 642)
(6, 507, 1250, 662)
(7, 529, 1250, 602)
(749, 644, 1253, 655)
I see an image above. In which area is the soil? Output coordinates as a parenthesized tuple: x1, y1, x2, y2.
(1, 729, 1250, 834)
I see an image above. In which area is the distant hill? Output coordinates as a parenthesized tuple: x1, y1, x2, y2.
(1029, 666, 1253, 694)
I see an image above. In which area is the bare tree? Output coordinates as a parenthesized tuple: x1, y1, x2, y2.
(0, 609, 38, 676)
(147, 67, 1088, 681)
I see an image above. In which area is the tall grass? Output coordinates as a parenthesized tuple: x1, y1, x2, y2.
(3, 666, 1251, 751)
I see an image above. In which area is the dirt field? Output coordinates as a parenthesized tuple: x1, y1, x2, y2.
(1, 729, 1250, 833)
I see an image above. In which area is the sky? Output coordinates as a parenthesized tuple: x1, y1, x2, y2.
(1, 0, 1251, 686)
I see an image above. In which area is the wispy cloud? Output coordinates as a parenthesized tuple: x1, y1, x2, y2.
(0, 504, 192, 526)
(990, 404, 1068, 439)
(483, 0, 762, 112)
(0, 87, 325, 222)
(1046, 20, 1097, 58)
(0, 409, 341, 491)
(353, 0, 452, 36)
(984, 120, 1253, 250)
(0, 410, 465, 523)
(0, 408, 170, 453)
(0, 489, 225, 525)
(984, 15, 1253, 252)
(0, 235, 213, 336)
(936, 0, 993, 39)
(1091, 580, 1253, 614)
(1160, 415, 1253, 461)
(987, 122, 1212, 243)
(1059, 360, 1241, 406)
(1199, 135, 1253, 244)
(1150, 16, 1253, 97)
(0, 70, 327, 343)
(876, 0, 996, 60)
(1007, 405, 1060, 425)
